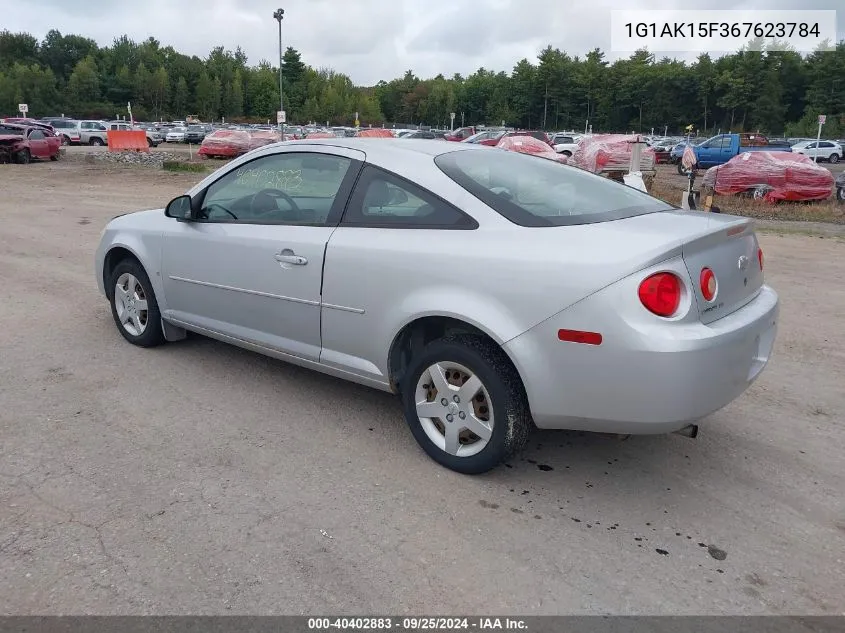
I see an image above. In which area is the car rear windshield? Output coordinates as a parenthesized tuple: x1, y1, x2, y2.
(435, 148, 672, 227)
(0, 126, 24, 136)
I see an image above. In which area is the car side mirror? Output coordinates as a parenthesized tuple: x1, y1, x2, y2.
(165, 195, 193, 221)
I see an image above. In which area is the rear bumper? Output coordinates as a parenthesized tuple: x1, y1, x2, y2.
(504, 278, 779, 434)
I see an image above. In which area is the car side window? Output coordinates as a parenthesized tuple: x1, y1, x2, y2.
(341, 166, 477, 230)
(198, 152, 354, 226)
(29, 130, 44, 140)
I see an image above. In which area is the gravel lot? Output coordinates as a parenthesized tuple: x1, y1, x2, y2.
(1, 161, 843, 615)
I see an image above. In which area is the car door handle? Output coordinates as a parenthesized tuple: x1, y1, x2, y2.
(275, 253, 307, 265)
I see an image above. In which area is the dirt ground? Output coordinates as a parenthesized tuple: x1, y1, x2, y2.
(0, 160, 843, 615)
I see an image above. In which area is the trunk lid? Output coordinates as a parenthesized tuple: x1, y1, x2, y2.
(554, 210, 762, 324)
(680, 215, 762, 324)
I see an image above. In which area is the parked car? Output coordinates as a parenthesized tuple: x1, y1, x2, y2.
(444, 126, 478, 141)
(834, 171, 844, 202)
(95, 139, 778, 474)
(0, 123, 62, 163)
(551, 134, 581, 156)
(76, 120, 109, 146)
(701, 151, 834, 202)
(107, 121, 162, 147)
(679, 133, 790, 173)
(183, 125, 207, 144)
(496, 135, 567, 162)
(649, 138, 676, 164)
(402, 130, 444, 139)
(790, 140, 842, 163)
(670, 138, 707, 164)
(166, 127, 187, 143)
(41, 118, 81, 145)
(502, 130, 553, 146)
(463, 130, 507, 146)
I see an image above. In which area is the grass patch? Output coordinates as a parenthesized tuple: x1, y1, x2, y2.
(649, 176, 845, 224)
(162, 161, 209, 173)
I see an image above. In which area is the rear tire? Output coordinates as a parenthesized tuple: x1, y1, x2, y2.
(400, 334, 531, 474)
(108, 259, 166, 348)
(837, 187, 845, 202)
(829, 153, 840, 164)
(50, 152, 59, 161)
(61, 135, 70, 146)
(16, 149, 30, 164)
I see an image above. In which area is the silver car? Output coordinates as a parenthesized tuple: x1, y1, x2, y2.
(95, 139, 779, 474)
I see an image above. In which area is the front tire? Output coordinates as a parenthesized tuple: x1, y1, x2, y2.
(400, 334, 531, 474)
(16, 149, 30, 164)
(108, 260, 165, 347)
(90, 137, 104, 146)
(837, 187, 845, 202)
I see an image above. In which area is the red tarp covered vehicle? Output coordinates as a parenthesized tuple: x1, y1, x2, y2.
(496, 135, 567, 163)
(248, 129, 282, 149)
(197, 129, 251, 158)
(355, 128, 394, 138)
(304, 132, 334, 139)
(568, 134, 655, 173)
(198, 129, 282, 158)
(702, 151, 834, 202)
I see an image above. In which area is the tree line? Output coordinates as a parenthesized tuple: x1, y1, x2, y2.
(1, 29, 843, 137)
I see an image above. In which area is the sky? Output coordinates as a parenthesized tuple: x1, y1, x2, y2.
(1, 0, 841, 85)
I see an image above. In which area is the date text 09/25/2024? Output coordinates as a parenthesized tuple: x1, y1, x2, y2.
(307, 618, 528, 631)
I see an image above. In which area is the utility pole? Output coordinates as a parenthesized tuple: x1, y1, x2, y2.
(273, 8, 285, 140)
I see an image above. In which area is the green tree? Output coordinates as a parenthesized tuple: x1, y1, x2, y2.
(229, 70, 244, 118)
(172, 75, 189, 117)
(66, 55, 100, 112)
(194, 70, 214, 119)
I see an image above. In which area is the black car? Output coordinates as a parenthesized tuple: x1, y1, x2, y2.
(183, 125, 207, 144)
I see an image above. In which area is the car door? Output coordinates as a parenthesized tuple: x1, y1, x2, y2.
(818, 141, 836, 159)
(160, 147, 364, 362)
(27, 129, 49, 158)
(320, 165, 478, 382)
(696, 136, 723, 166)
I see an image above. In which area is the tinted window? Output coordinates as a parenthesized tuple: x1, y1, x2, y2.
(342, 166, 477, 229)
(435, 148, 672, 227)
(200, 152, 353, 225)
(29, 130, 45, 139)
(0, 126, 24, 136)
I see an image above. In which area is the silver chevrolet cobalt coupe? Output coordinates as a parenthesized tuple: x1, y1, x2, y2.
(95, 139, 779, 474)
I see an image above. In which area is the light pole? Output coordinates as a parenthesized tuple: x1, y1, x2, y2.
(273, 8, 285, 139)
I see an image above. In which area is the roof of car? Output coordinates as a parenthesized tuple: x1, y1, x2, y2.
(270, 137, 490, 158)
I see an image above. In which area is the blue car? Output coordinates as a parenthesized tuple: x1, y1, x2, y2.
(670, 138, 706, 163)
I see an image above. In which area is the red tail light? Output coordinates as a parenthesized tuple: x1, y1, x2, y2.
(700, 268, 717, 302)
(638, 272, 682, 317)
(758, 247, 764, 271)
